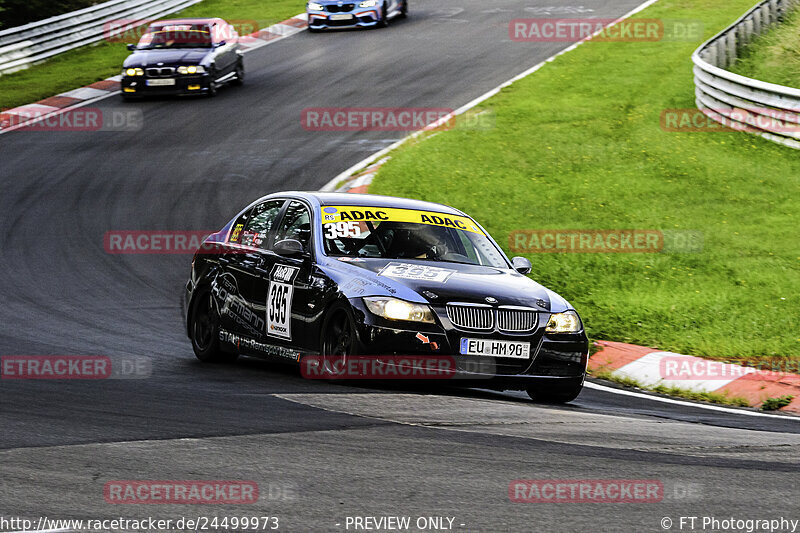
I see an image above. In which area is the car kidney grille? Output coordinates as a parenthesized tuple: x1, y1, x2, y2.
(446, 305, 494, 331)
(327, 4, 355, 12)
(146, 67, 175, 77)
(446, 304, 538, 333)
(497, 308, 538, 332)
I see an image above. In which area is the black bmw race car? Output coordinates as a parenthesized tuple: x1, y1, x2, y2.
(185, 192, 589, 402)
(121, 18, 244, 99)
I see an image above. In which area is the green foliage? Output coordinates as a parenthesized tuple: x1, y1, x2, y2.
(761, 395, 794, 411)
(730, 6, 800, 88)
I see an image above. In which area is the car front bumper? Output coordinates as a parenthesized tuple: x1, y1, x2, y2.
(349, 299, 589, 389)
(307, 9, 381, 29)
(121, 74, 212, 96)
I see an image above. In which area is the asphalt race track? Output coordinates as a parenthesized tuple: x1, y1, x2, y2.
(0, 1, 798, 532)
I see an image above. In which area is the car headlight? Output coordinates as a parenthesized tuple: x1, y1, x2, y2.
(546, 311, 582, 333)
(363, 297, 435, 323)
(124, 68, 144, 76)
(308, 2, 324, 10)
(359, 0, 377, 6)
(177, 65, 205, 75)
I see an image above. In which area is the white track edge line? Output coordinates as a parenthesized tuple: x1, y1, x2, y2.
(584, 381, 799, 420)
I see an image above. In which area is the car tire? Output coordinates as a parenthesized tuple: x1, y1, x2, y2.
(207, 70, 219, 97)
(526, 378, 584, 404)
(189, 289, 237, 363)
(378, 2, 389, 27)
(232, 61, 245, 86)
(320, 303, 361, 378)
(399, 0, 408, 18)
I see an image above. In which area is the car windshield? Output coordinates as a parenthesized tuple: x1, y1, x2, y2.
(321, 205, 508, 268)
(137, 26, 213, 49)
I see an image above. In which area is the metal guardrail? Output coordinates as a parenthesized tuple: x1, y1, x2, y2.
(692, 0, 800, 149)
(0, 0, 203, 76)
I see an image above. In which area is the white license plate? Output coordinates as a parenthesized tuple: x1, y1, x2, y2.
(330, 14, 354, 20)
(146, 79, 176, 86)
(460, 338, 531, 359)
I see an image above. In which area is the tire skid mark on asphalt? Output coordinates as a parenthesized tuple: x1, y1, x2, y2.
(272, 392, 800, 463)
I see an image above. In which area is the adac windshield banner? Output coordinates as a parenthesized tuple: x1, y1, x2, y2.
(321, 206, 485, 235)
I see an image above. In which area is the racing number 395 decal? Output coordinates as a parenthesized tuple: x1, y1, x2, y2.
(267, 265, 299, 340)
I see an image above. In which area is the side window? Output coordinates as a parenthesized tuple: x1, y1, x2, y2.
(230, 200, 285, 249)
(274, 201, 312, 249)
(456, 231, 480, 263)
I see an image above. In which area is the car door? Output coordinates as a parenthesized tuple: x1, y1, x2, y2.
(211, 21, 236, 76)
(224, 199, 286, 344)
(262, 200, 316, 351)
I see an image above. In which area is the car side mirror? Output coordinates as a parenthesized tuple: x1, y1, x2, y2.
(274, 239, 306, 258)
(127, 44, 137, 51)
(511, 256, 532, 275)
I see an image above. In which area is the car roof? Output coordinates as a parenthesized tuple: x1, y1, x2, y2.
(277, 192, 469, 217)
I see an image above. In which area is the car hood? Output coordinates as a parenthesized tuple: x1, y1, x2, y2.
(319, 258, 573, 312)
(123, 49, 210, 67)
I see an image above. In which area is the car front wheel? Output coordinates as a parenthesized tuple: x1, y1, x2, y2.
(320, 304, 361, 378)
(378, 2, 390, 27)
(207, 69, 219, 97)
(232, 60, 245, 86)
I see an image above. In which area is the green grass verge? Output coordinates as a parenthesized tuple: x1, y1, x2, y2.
(729, 6, 800, 88)
(0, 0, 305, 110)
(591, 371, 751, 407)
(370, 0, 800, 361)
(761, 395, 795, 410)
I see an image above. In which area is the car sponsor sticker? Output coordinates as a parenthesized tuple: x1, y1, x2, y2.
(320, 206, 485, 235)
(267, 265, 299, 340)
(146, 79, 176, 86)
(379, 263, 456, 283)
(230, 223, 244, 243)
(219, 329, 300, 360)
(460, 338, 531, 359)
